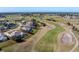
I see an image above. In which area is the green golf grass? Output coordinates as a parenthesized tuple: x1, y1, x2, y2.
(34, 24, 64, 52)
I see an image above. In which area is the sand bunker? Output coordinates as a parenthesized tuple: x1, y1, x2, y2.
(61, 33, 73, 45)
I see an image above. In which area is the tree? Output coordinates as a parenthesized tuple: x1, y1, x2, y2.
(67, 22, 71, 26)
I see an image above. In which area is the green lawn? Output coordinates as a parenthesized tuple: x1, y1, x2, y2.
(2, 43, 18, 52)
(0, 40, 16, 48)
(0, 28, 39, 52)
(51, 16, 65, 22)
(34, 24, 64, 52)
(0, 24, 4, 27)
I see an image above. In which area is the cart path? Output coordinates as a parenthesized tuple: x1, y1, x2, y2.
(69, 29, 78, 52)
(58, 22, 78, 52)
(13, 23, 55, 52)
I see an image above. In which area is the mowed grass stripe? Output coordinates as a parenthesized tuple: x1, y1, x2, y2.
(34, 24, 64, 52)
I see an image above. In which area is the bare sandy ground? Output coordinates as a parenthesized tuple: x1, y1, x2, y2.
(57, 22, 78, 52)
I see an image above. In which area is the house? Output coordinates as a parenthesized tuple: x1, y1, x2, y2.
(0, 22, 16, 32)
(0, 33, 9, 42)
(0, 26, 8, 32)
(21, 26, 33, 33)
(10, 31, 25, 42)
(4, 29, 29, 42)
(4, 22, 16, 29)
(0, 15, 5, 18)
(31, 19, 37, 28)
(21, 21, 33, 33)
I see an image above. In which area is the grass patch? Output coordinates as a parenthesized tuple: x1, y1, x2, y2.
(34, 24, 64, 52)
(2, 44, 18, 52)
(32, 29, 38, 34)
(51, 16, 65, 22)
(0, 24, 4, 27)
(0, 40, 16, 48)
(0, 28, 39, 52)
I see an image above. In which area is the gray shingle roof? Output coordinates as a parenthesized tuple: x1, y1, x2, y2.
(0, 33, 7, 41)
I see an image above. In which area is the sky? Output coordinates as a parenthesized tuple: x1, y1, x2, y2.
(0, 7, 79, 12)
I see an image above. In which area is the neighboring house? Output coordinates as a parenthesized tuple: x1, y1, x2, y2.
(10, 31, 25, 42)
(0, 26, 7, 32)
(21, 26, 33, 33)
(0, 20, 37, 42)
(0, 33, 8, 42)
(0, 22, 16, 31)
(0, 15, 5, 18)
(11, 31, 24, 37)
(4, 22, 16, 29)
(21, 21, 33, 33)
(4, 29, 28, 42)
(31, 19, 37, 28)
